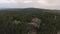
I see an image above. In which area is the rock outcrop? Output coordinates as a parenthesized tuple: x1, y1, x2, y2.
(57, 31, 60, 34)
(27, 18, 42, 34)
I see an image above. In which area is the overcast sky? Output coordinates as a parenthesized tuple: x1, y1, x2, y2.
(0, 0, 60, 9)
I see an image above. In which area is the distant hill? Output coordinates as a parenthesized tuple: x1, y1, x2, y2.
(0, 8, 57, 14)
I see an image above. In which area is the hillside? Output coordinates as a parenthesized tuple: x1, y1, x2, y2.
(0, 8, 59, 34)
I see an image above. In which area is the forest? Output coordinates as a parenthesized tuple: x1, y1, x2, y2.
(0, 8, 60, 34)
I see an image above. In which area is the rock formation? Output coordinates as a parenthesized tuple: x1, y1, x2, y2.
(27, 18, 42, 34)
(57, 31, 60, 34)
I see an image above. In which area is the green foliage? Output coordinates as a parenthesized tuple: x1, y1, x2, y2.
(0, 8, 59, 34)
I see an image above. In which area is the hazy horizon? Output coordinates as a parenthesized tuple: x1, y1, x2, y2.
(0, 0, 60, 10)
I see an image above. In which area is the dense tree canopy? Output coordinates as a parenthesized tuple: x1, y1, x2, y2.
(0, 8, 59, 34)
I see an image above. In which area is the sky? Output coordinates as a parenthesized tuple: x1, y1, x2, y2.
(0, 0, 60, 9)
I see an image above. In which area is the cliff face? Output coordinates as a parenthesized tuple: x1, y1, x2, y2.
(27, 18, 41, 34)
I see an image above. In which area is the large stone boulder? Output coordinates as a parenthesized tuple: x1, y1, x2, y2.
(27, 18, 42, 34)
